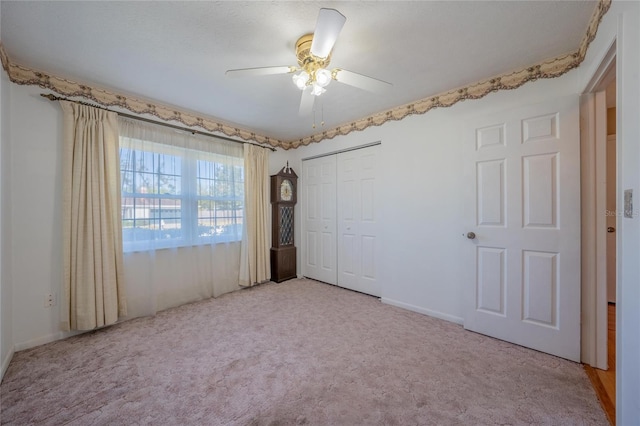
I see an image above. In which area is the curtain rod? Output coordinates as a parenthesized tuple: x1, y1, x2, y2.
(40, 93, 276, 152)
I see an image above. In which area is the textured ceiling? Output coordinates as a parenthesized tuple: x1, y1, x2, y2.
(1, 1, 597, 142)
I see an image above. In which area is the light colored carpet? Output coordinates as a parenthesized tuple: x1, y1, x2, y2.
(1, 278, 607, 425)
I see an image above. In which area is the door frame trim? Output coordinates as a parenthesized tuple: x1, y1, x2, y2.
(580, 40, 617, 370)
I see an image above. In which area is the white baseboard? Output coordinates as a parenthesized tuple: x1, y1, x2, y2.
(13, 330, 80, 352)
(381, 297, 464, 325)
(1, 344, 14, 382)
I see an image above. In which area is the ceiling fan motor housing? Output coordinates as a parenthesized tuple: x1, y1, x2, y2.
(295, 34, 331, 75)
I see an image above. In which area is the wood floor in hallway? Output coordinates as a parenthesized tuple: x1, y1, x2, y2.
(584, 303, 616, 425)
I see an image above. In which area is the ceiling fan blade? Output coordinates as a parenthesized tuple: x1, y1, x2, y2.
(225, 66, 295, 78)
(310, 8, 346, 59)
(332, 69, 392, 94)
(299, 88, 315, 116)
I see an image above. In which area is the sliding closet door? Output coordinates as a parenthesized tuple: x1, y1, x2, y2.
(337, 145, 381, 297)
(302, 155, 337, 284)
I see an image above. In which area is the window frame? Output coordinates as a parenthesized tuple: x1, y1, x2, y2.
(120, 138, 244, 253)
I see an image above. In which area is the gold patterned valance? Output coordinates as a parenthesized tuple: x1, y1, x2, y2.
(0, 0, 610, 150)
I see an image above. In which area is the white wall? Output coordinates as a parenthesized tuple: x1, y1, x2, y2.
(7, 84, 69, 350)
(272, 72, 581, 325)
(1, 49, 15, 379)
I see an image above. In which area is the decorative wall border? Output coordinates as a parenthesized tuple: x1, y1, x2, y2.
(0, 45, 283, 149)
(1, 0, 610, 150)
(285, 0, 611, 149)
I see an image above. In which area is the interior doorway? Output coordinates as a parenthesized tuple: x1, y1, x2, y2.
(594, 76, 617, 425)
(605, 81, 617, 307)
(602, 81, 617, 421)
(580, 45, 617, 425)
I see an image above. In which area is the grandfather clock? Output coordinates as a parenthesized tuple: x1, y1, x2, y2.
(270, 163, 298, 282)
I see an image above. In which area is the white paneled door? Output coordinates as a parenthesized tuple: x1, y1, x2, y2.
(463, 96, 581, 361)
(303, 155, 337, 284)
(302, 144, 380, 297)
(337, 146, 381, 296)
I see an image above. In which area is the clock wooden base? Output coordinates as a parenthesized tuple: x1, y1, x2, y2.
(271, 246, 296, 283)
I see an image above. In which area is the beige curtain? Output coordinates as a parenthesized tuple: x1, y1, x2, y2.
(239, 144, 271, 286)
(118, 117, 243, 318)
(60, 101, 126, 331)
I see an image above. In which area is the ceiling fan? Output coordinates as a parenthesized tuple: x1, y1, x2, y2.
(225, 8, 392, 116)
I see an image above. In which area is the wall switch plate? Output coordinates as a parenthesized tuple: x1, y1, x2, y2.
(624, 189, 633, 218)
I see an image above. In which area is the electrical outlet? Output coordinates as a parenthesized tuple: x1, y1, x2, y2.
(44, 293, 56, 308)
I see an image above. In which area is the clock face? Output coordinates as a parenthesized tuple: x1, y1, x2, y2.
(280, 179, 293, 201)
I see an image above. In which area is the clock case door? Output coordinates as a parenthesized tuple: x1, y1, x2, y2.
(270, 167, 298, 283)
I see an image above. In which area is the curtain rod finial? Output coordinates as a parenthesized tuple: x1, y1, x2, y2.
(41, 93, 59, 101)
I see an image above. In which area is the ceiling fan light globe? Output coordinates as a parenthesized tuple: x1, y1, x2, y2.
(316, 69, 332, 87)
(292, 71, 309, 90)
(295, 79, 307, 90)
(310, 83, 326, 96)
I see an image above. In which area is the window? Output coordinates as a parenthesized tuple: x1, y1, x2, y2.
(119, 120, 244, 252)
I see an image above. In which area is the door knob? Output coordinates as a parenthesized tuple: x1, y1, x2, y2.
(466, 232, 476, 240)
(607, 227, 615, 233)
